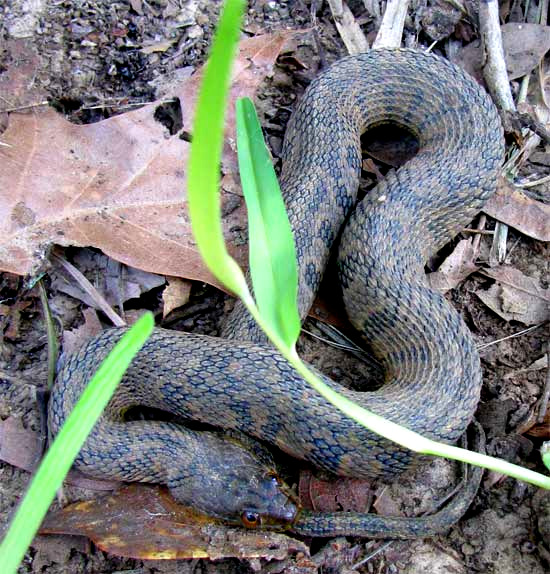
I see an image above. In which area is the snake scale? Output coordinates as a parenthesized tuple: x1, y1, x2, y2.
(49, 50, 504, 538)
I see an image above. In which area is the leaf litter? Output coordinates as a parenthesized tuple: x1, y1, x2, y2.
(39, 485, 309, 563)
(476, 265, 550, 325)
(0, 32, 292, 291)
(0, 3, 544, 572)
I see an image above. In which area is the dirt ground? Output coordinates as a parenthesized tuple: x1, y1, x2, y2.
(1, 1, 549, 573)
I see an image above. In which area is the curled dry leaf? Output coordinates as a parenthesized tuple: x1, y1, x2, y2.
(427, 238, 479, 294)
(0, 416, 43, 472)
(298, 469, 373, 513)
(483, 178, 550, 242)
(501, 23, 550, 81)
(0, 33, 291, 290)
(51, 249, 165, 309)
(525, 406, 550, 439)
(162, 277, 192, 318)
(455, 23, 550, 83)
(476, 265, 550, 325)
(0, 417, 117, 491)
(40, 484, 308, 561)
(0, 39, 46, 113)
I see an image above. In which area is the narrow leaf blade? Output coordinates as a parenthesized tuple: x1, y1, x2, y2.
(187, 0, 249, 298)
(0, 312, 155, 574)
(236, 97, 300, 347)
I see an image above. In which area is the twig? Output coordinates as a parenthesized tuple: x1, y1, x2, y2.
(463, 228, 494, 235)
(518, 172, 550, 188)
(477, 322, 546, 351)
(503, 236, 522, 264)
(327, 0, 369, 54)
(471, 214, 488, 253)
(81, 98, 176, 111)
(362, 0, 382, 24)
(373, 0, 409, 49)
(0, 101, 49, 113)
(443, 0, 468, 14)
(478, 1, 516, 267)
(515, 112, 550, 146)
(537, 341, 550, 423)
(539, 0, 549, 26)
(302, 327, 360, 352)
(478, 0, 516, 115)
(352, 540, 393, 570)
(503, 132, 542, 174)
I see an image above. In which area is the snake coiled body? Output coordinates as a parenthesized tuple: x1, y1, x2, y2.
(49, 50, 503, 537)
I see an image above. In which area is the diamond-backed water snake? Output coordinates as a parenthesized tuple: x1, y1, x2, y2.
(49, 49, 503, 537)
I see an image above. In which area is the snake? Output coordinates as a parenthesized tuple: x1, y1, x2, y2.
(49, 49, 504, 538)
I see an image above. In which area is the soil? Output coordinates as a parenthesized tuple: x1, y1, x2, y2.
(1, 1, 549, 573)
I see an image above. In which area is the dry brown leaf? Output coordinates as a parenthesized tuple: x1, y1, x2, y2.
(51, 249, 165, 309)
(0, 417, 115, 491)
(162, 276, 192, 318)
(0, 297, 33, 340)
(0, 417, 43, 472)
(0, 39, 46, 113)
(298, 470, 373, 514)
(427, 238, 479, 293)
(525, 406, 550, 439)
(0, 33, 291, 290)
(501, 23, 550, 80)
(503, 354, 548, 381)
(65, 470, 122, 492)
(476, 265, 550, 325)
(483, 178, 550, 242)
(455, 23, 550, 83)
(61, 308, 103, 356)
(40, 484, 308, 561)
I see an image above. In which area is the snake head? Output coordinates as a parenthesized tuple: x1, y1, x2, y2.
(167, 431, 297, 529)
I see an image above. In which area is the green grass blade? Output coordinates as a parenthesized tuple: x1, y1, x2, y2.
(187, 0, 250, 299)
(186, 2, 550, 490)
(0, 312, 155, 574)
(236, 97, 300, 348)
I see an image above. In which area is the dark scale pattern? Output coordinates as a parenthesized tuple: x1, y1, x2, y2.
(49, 50, 503, 537)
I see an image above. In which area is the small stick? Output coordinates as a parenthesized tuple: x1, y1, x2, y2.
(52, 252, 126, 327)
(327, 0, 369, 54)
(0, 101, 49, 113)
(471, 214, 488, 253)
(373, 0, 409, 49)
(520, 172, 550, 188)
(362, 0, 382, 24)
(478, 0, 516, 115)
(477, 323, 546, 351)
(537, 342, 550, 423)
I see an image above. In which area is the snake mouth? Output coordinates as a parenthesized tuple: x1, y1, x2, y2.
(252, 501, 299, 530)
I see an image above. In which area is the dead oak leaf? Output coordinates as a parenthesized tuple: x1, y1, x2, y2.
(483, 178, 550, 242)
(426, 238, 479, 294)
(455, 23, 550, 83)
(0, 33, 291, 290)
(0, 416, 43, 472)
(476, 265, 550, 325)
(40, 484, 308, 561)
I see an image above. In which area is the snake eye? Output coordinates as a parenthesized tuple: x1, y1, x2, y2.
(241, 510, 261, 528)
